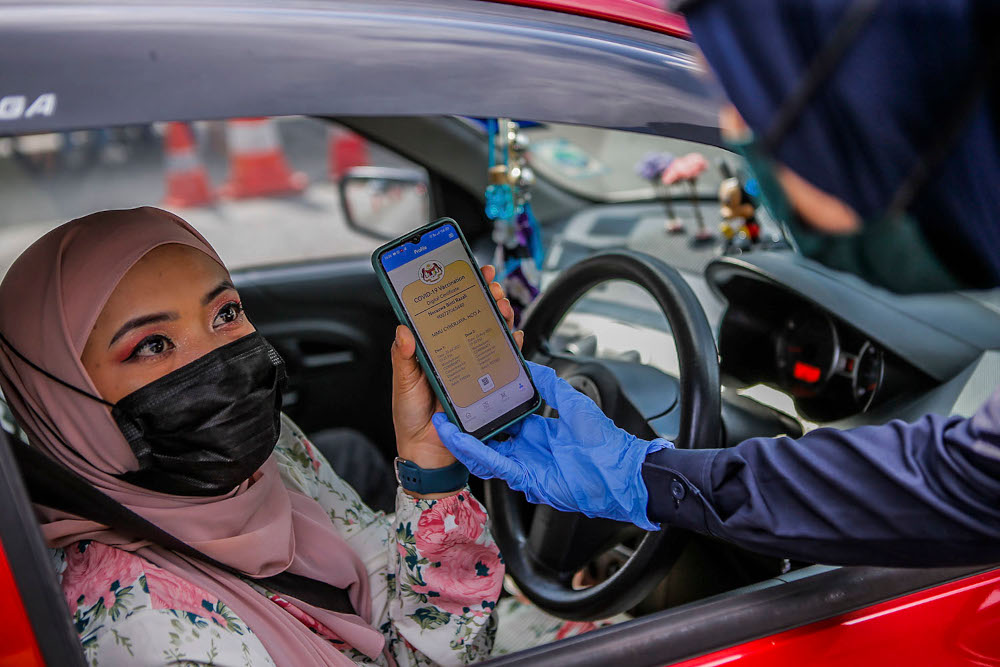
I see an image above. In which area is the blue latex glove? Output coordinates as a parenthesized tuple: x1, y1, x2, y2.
(432, 361, 670, 531)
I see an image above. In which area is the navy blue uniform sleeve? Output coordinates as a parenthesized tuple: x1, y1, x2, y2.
(642, 389, 1000, 566)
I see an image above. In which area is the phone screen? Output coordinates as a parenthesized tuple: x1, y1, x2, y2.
(380, 222, 536, 434)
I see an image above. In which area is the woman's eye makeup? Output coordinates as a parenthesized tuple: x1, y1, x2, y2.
(124, 334, 175, 362)
(212, 300, 244, 328)
(115, 297, 245, 363)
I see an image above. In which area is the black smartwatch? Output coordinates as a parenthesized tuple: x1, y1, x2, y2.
(394, 457, 469, 495)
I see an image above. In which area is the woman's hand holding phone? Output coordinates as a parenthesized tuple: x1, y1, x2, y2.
(391, 264, 523, 499)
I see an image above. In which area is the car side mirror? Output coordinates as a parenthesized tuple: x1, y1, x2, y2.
(338, 166, 431, 239)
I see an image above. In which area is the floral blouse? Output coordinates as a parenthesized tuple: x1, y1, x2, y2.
(50, 414, 504, 666)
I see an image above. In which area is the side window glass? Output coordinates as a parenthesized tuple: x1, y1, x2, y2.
(0, 117, 431, 275)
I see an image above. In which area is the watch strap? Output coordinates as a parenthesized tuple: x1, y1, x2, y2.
(395, 457, 469, 495)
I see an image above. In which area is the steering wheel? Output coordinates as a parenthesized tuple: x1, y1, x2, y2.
(485, 250, 721, 621)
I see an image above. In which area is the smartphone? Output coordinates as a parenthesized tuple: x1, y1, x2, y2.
(372, 218, 541, 440)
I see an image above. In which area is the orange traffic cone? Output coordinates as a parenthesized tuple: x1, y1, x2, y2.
(328, 127, 370, 182)
(162, 122, 215, 208)
(219, 118, 308, 199)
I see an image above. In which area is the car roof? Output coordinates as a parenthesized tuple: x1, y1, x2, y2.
(0, 0, 721, 142)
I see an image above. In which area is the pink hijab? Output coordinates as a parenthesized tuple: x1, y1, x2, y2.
(0, 207, 384, 665)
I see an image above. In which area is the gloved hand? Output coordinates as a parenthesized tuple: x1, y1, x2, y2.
(432, 361, 670, 531)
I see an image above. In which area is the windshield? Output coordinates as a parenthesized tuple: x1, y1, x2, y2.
(523, 123, 738, 202)
(524, 122, 802, 426)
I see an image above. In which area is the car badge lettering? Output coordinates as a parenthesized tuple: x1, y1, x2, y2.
(0, 93, 57, 121)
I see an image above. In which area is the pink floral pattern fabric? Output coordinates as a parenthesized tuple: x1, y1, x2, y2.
(490, 596, 631, 657)
(62, 540, 232, 629)
(410, 492, 503, 615)
(50, 413, 504, 666)
(416, 492, 488, 557)
(53, 540, 260, 665)
(61, 540, 144, 615)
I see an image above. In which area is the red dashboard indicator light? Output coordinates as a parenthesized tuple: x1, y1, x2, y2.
(793, 361, 822, 383)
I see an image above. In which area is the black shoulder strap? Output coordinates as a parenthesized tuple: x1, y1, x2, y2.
(10, 439, 355, 616)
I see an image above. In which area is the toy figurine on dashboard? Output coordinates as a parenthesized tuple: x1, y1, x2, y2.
(717, 160, 761, 254)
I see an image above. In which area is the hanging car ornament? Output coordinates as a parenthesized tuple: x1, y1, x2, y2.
(661, 152, 711, 245)
(485, 119, 516, 220)
(484, 118, 544, 325)
(635, 152, 683, 233)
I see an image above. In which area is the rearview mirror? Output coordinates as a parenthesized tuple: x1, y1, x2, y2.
(339, 166, 431, 239)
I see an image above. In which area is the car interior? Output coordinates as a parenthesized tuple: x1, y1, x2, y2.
(3, 111, 1000, 666)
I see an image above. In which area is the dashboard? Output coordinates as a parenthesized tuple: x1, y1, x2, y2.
(716, 282, 929, 421)
(707, 253, 1000, 423)
(541, 201, 1000, 428)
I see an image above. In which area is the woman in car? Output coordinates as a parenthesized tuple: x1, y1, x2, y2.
(0, 206, 511, 666)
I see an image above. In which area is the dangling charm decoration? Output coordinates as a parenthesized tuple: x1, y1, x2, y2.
(485, 120, 516, 220)
(661, 152, 711, 244)
(484, 118, 543, 325)
(636, 152, 682, 233)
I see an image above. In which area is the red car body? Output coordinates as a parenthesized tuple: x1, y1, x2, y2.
(673, 570, 1000, 666)
(485, 0, 691, 38)
(0, 544, 43, 665)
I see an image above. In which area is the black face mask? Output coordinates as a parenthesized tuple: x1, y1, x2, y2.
(112, 332, 287, 496)
(0, 330, 286, 497)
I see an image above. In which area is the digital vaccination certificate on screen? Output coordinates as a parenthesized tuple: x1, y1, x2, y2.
(382, 223, 533, 433)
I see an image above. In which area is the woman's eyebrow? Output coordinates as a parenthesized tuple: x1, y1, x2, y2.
(108, 313, 178, 348)
(201, 279, 237, 306)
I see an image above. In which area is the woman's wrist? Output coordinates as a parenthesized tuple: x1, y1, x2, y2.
(396, 445, 457, 470)
(395, 422, 457, 469)
(394, 440, 465, 499)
